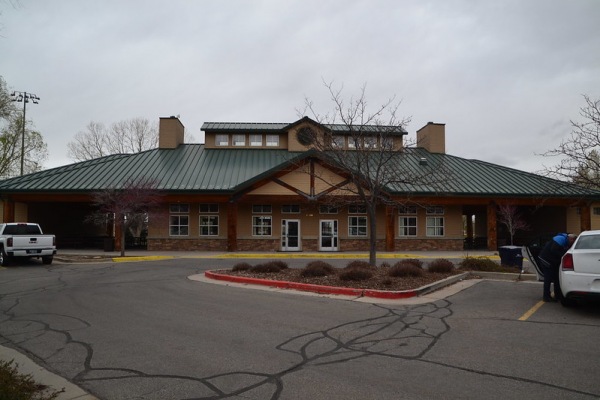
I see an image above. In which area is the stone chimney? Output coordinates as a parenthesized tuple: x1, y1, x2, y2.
(416, 122, 445, 154)
(159, 116, 185, 149)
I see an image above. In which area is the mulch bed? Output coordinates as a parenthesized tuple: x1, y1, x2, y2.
(217, 267, 463, 291)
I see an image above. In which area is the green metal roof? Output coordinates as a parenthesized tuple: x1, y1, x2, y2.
(0, 145, 598, 199)
(202, 119, 408, 136)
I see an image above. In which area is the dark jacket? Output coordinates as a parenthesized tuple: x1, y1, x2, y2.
(538, 233, 570, 268)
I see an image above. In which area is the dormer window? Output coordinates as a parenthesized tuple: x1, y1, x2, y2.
(232, 134, 246, 146)
(332, 135, 344, 149)
(216, 134, 228, 146)
(250, 134, 262, 146)
(266, 135, 279, 147)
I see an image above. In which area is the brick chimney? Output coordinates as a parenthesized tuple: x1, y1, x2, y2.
(159, 116, 185, 149)
(416, 122, 445, 154)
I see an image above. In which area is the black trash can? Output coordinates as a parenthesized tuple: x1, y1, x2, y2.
(498, 245, 523, 268)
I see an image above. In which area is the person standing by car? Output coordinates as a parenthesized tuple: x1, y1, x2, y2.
(538, 233, 577, 302)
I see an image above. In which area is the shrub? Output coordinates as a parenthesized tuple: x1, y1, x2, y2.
(388, 263, 425, 278)
(0, 359, 62, 400)
(379, 262, 392, 269)
(400, 258, 424, 269)
(265, 260, 288, 270)
(301, 261, 337, 277)
(459, 257, 502, 272)
(339, 268, 374, 281)
(345, 260, 374, 270)
(428, 258, 455, 273)
(250, 263, 282, 273)
(232, 262, 252, 272)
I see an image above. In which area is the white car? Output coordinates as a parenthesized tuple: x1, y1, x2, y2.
(559, 230, 600, 306)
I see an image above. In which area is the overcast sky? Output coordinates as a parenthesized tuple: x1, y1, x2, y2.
(1, 0, 599, 173)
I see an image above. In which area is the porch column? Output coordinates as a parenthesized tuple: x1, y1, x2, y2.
(2, 198, 14, 223)
(114, 219, 122, 252)
(580, 204, 591, 232)
(385, 205, 395, 252)
(487, 202, 497, 250)
(227, 201, 238, 252)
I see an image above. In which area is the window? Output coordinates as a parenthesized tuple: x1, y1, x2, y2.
(381, 136, 393, 150)
(252, 216, 272, 236)
(426, 206, 444, 215)
(332, 135, 344, 149)
(364, 136, 378, 149)
(398, 205, 417, 214)
(282, 204, 300, 214)
(250, 134, 262, 146)
(593, 207, 600, 216)
(199, 216, 219, 236)
(266, 135, 279, 147)
(399, 216, 417, 236)
(216, 134, 228, 146)
(199, 204, 219, 213)
(348, 205, 366, 214)
(169, 203, 189, 236)
(252, 204, 272, 214)
(348, 137, 358, 149)
(319, 205, 338, 214)
(349, 216, 368, 237)
(232, 134, 246, 146)
(426, 217, 444, 237)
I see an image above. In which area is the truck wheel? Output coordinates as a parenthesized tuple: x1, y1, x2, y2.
(42, 256, 53, 265)
(0, 250, 9, 266)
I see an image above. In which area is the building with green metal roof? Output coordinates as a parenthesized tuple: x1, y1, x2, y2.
(0, 116, 598, 252)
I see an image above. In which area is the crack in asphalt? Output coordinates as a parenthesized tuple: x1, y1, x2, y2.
(0, 264, 598, 399)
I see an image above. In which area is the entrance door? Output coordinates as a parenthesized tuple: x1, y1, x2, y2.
(281, 219, 300, 251)
(320, 220, 338, 251)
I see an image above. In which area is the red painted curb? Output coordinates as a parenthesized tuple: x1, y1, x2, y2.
(204, 270, 419, 299)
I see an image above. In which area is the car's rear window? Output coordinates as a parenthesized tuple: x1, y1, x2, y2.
(574, 235, 600, 250)
(3, 224, 42, 235)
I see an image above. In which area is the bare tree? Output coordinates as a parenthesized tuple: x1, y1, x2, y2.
(87, 177, 163, 257)
(299, 82, 448, 265)
(67, 118, 159, 162)
(541, 95, 600, 188)
(0, 111, 48, 178)
(497, 204, 529, 245)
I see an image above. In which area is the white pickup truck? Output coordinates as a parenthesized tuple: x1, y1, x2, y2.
(0, 223, 56, 266)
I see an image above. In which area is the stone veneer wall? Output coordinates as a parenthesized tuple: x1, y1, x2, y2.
(394, 238, 463, 251)
(147, 238, 463, 252)
(148, 238, 227, 251)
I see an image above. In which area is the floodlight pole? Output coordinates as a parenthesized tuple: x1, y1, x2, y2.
(11, 91, 40, 176)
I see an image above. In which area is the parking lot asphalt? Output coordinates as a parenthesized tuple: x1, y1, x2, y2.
(2, 249, 532, 400)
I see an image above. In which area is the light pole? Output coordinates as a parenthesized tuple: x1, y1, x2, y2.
(10, 91, 40, 176)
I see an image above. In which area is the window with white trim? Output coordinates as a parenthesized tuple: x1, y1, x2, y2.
(319, 205, 338, 214)
(232, 134, 246, 146)
(426, 206, 444, 215)
(399, 216, 417, 236)
(398, 205, 417, 214)
(266, 135, 279, 147)
(593, 207, 600, 216)
(426, 217, 444, 237)
(215, 134, 228, 146)
(364, 136, 378, 149)
(169, 203, 189, 236)
(252, 216, 272, 236)
(348, 216, 368, 237)
(250, 134, 262, 146)
(252, 204, 272, 214)
(199, 204, 219, 236)
(282, 204, 300, 214)
(199, 216, 219, 236)
(348, 205, 367, 214)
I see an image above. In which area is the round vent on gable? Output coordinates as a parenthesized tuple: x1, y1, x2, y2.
(296, 127, 316, 146)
